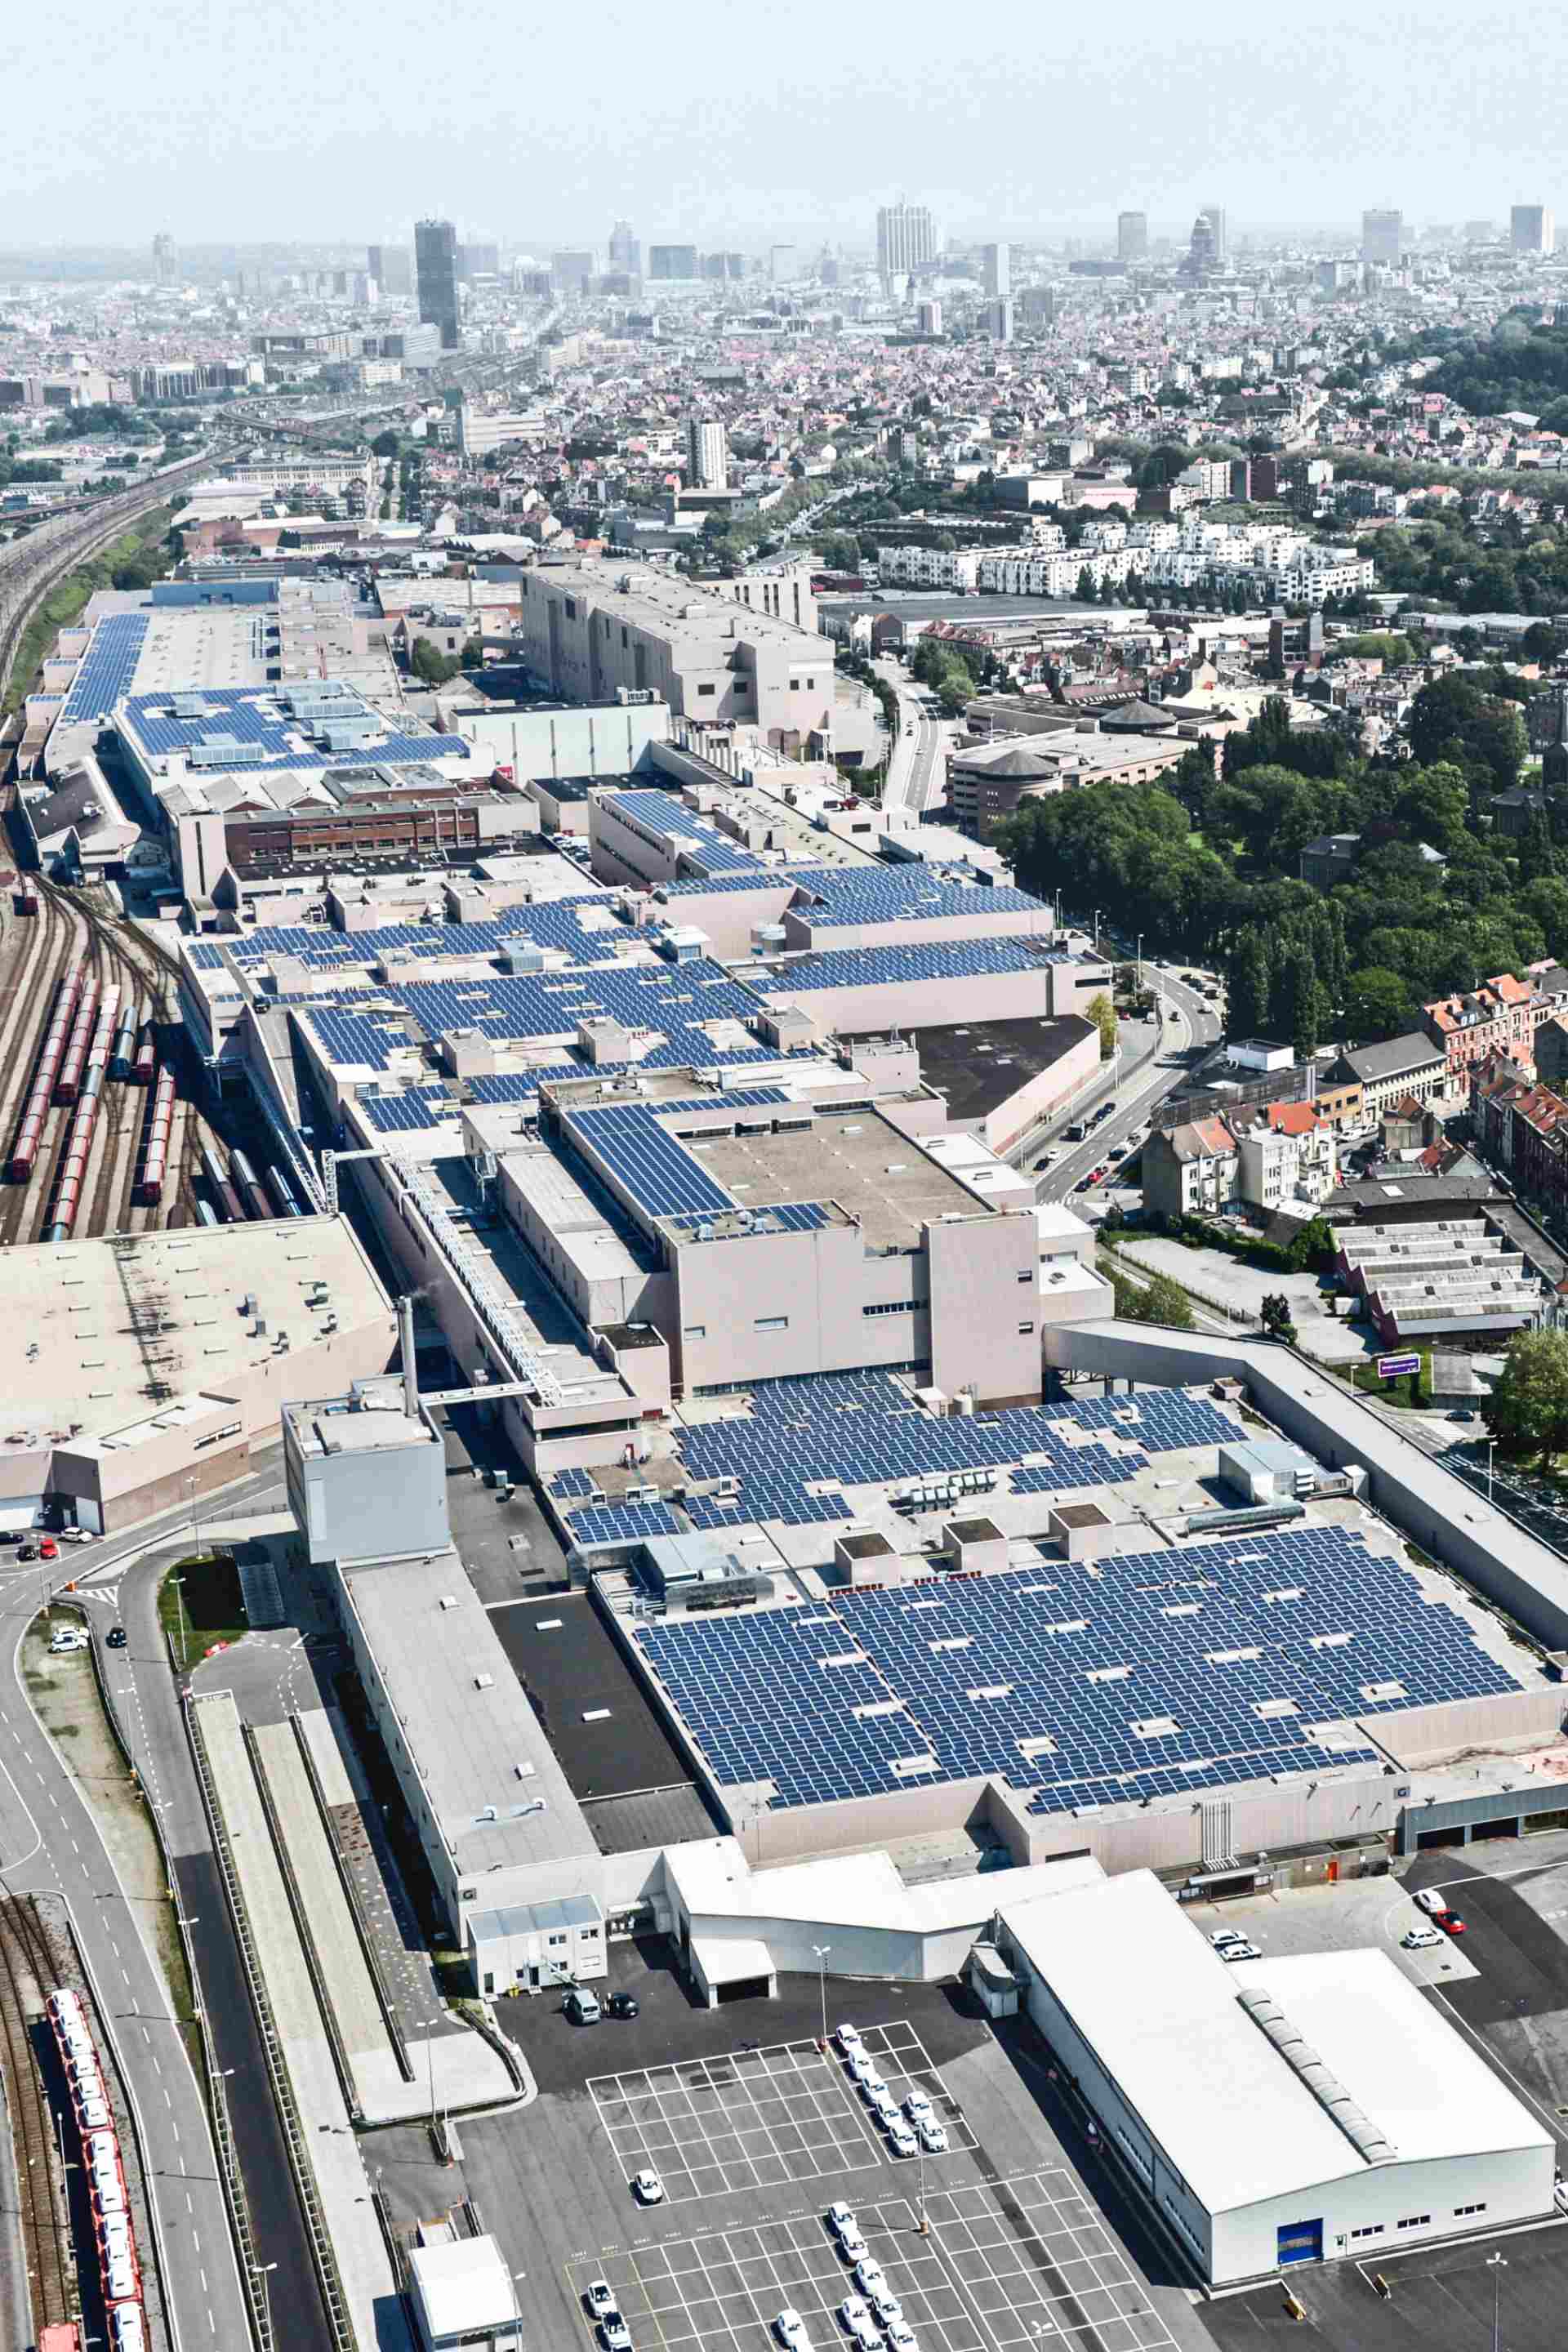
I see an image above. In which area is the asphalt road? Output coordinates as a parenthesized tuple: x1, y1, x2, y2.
(1022, 964, 1224, 1202)
(0, 1459, 325, 2352)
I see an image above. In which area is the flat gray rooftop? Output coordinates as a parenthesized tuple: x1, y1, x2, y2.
(691, 1110, 981, 1248)
(339, 1550, 599, 1882)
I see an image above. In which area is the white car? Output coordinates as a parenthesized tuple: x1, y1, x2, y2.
(835, 2025, 866, 2060)
(840, 2300, 881, 2351)
(886, 2326, 919, 2352)
(1208, 1928, 1247, 1948)
(846, 2049, 877, 2087)
(902, 2090, 934, 2128)
(1218, 1940, 1261, 1962)
(868, 2286, 904, 2330)
(886, 2118, 919, 2158)
(775, 2312, 812, 2351)
(1401, 1926, 1444, 1950)
(631, 2168, 665, 2204)
(869, 2087, 900, 2131)
(827, 2204, 866, 2261)
(915, 2116, 949, 2154)
(853, 2258, 888, 2301)
(858, 2069, 890, 2107)
(585, 2282, 618, 2320)
(599, 2323, 631, 2352)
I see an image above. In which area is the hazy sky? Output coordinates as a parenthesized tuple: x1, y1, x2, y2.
(8, 0, 1566, 251)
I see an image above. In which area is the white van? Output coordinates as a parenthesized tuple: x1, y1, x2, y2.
(564, 1988, 600, 2025)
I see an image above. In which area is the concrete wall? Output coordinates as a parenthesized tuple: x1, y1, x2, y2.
(451, 700, 670, 782)
(981, 1027, 1101, 1153)
(762, 967, 1052, 1037)
(927, 1209, 1041, 1403)
(670, 1221, 931, 1394)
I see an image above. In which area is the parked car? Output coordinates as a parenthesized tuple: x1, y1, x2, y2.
(886, 2325, 919, 2352)
(826, 2203, 865, 2259)
(915, 2116, 949, 2154)
(903, 2091, 934, 2128)
(868, 2286, 904, 2330)
(774, 2312, 812, 2350)
(858, 2069, 890, 2107)
(106, 1624, 127, 1649)
(585, 2281, 619, 2320)
(604, 1992, 639, 2020)
(840, 2299, 881, 2351)
(886, 2118, 919, 2158)
(1401, 1927, 1443, 1950)
(1436, 1910, 1467, 1936)
(835, 2024, 866, 2060)
(853, 2259, 888, 2301)
(1413, 1887, 1450, 1916)
(1218, 1940, 1262, 1962)
(631, 2168, 665, 2203)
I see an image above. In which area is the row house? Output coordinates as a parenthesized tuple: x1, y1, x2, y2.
(1422, 973, 1537, 1080)
(1472, 1061, 1568, 1227)
(1232, 1101, 1338, 1213)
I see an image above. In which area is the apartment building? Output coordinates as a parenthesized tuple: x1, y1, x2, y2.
(1423, 973, 1536, 1080)
(515, 562, 831, 745)
(1142, 1117, 1240, 1220)
(1232, 1102, 1337, 1214)
(1323, 1031, 1449, 1119)
(876, 545, 987, 591)
(216, 452, 377, 501)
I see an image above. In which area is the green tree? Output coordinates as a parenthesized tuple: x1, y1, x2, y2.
(1482, 1328, 1568, 1459)
(1086, 991, 1118, 1060)
(1226, 932, 1272, 1037)
(371, 429, 401, 458)
(1076, 567, 1094, 602)
(1141, 1273, 1195, 1330)
(1287, 1215, 1338, 1273)
(1343, 965, 1412, 1041)
(1522, 621, 1557, 662)
(408, 636, 461, 686)
(1259, 1293, 1298, 1343)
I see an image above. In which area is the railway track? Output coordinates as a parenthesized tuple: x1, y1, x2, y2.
(0, 1894, 74, 2336)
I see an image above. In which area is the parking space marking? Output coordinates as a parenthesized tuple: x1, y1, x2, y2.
(590, 2023, 974, 2203)
(565, 2170, 1173, 2352)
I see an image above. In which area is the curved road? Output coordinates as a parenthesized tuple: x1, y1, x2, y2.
(1022, 962, 1224, 1202)
(0, 1460, 327, 2352)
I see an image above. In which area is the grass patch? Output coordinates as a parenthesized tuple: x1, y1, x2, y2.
(158, 1552, 247, 1663)
(2, 504, 176, 712)
(1337, 1348, 1433, 1407)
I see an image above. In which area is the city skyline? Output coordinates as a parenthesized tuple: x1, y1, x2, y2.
(7, 0, 1566, 243)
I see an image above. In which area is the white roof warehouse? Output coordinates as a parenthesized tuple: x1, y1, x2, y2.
(996, 1870, 1553, 2286)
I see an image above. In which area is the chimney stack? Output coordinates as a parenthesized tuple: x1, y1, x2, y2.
(399, 1293, 419, 1422)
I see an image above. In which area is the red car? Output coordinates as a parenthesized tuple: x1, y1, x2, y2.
(1435, 1909, 1466, 1936)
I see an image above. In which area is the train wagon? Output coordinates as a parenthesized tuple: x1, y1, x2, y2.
(9, 960, 86, 1180)
(135, 1066, 176, 1205)
(198, 1144, 243, 1224)
(229, 1147, 270, 1221)
(263, 1159, 303, 1218)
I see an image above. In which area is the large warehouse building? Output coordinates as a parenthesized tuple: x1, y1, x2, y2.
(996, 1869, 1556, 2285)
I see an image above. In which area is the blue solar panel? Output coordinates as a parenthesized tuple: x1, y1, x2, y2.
(633, 1517, 1523, 1813)
(60, 613, 149, 724)
(122, 687, 465, 775)
(568, 1102, 735, 1218)
(356, 1085, 452, 1133)
(550, 1467, 596, 1498)
(185, 941, 228, 969)
(570, 1500, 682, 1546)
(748, 938, 1057, 994)
(598, 788, 769, 877)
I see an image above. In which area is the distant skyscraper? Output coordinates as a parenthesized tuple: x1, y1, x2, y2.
(1117, 211, 1148, 262)
(916, 298, 943, 336)
(414, 219, 460, 348)
(152, 233, 178, 287)
(1186, 212, 1219, 275)
(985, 298, 1014, 345)
(608, 220, 642, 275)
(1362, 208, 1404, 265)
(550, 250, 595, 294)
(648, 245, 698, 280)
(368, 244, 412, 296)
(685, 418, 728, 490)
(769, 245, 798, 283)
(459, 240, 500, 279)
(982, 243, 1010, 299)
(1198, 203, 1227, 263)
(1512, 204, 1556, 255)
(876, 203, 937, 286)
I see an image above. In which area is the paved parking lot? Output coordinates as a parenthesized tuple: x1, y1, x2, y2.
(589, 2022, 978, 2203)
(568, 2168, 1178, 2352)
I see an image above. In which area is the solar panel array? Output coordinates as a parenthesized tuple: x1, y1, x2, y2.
(665, 1200, 833, 1239)
(667, 1372, 1241, 1526)
(568, 1499, 682, 1546)
(568, 1102, 737, 1216)
(657, 868, 826, 900)
(747, 938, 1055, 994)
(550, 1467, 597, 1499)
(634, 1521, 1525, 1812)
(299, 1005, 408, 1071)
(599, 787, 770, 875)
(357, 1085, 454, 1134)
(800, 875, 1047, 930)
(59, 613, 149, 724)
(123, 686, 463, 775)
(185, 942, 229, 970)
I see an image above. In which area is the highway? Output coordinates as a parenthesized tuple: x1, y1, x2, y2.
(0, 1460, 327, 2352)
(875, 659, 947, 815)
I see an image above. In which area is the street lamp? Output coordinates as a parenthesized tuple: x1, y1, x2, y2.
(1487, 2252, 1506, 2352)
(248, 2258, 278, 2346)
(812, 1944, 831, 2053)
(1136, 934, 1143, 990)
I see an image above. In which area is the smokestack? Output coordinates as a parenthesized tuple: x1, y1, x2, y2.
(399, 1294, 419, 1422)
